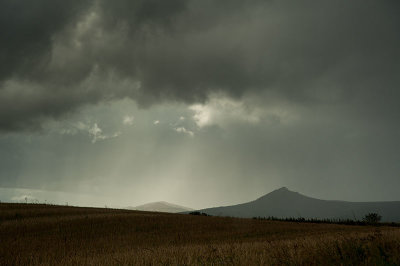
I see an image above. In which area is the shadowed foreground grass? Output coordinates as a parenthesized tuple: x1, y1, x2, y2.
(1, 203, 400, 265)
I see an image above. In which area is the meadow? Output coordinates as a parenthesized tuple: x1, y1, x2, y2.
(1, 203, 400, 265)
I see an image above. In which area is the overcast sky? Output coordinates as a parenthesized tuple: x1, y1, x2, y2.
(0, 0, 399, 209)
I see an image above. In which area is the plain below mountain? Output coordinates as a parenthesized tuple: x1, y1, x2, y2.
(193, 187, 400, 222)
(127, 201, 193, 213)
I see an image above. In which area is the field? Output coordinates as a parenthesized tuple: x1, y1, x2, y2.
(1, 203, 400, 265)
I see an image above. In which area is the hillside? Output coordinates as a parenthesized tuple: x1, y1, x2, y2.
(128, 201, 193, 213)
(197, 187, 400, 222)
(2, 203, 400, 265)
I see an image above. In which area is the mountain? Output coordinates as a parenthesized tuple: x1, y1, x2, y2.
(195, 187, 400, 222)
(128, 201, 193, 213)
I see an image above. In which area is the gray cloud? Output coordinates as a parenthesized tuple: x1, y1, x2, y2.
(0, 0, 399, 132)
(0, 0, 91, 81)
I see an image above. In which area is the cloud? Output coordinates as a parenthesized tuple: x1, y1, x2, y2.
(174, 127, 194, 137)
(69, 121, 120, 143)
(123, 115, 134, 126)
(0, 0, 399, 132)
(153, 120, 160, 125)
(88, 123, 120, 143)
(189, 94, 298, 129)
(190, 104, 212, 128)
(0, 0, 92, 81)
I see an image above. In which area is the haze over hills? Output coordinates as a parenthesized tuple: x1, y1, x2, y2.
(128, 201, 193, 213)
(194, 187, 400, 222)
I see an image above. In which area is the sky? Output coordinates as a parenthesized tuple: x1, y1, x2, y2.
(0, 0, 399, 209)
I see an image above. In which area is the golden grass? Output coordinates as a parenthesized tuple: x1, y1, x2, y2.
(1, 203, 399, 265)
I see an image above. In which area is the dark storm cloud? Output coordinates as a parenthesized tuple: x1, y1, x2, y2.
(0, 0, 399, 131)
(0, 0, 93, 131)
(0, 0, 92, 81)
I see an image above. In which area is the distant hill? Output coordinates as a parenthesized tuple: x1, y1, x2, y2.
(194, 187, 400, 222)
(128, 201, 193, 213)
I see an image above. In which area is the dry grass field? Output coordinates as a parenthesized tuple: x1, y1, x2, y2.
(1, 203, 400, 265)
